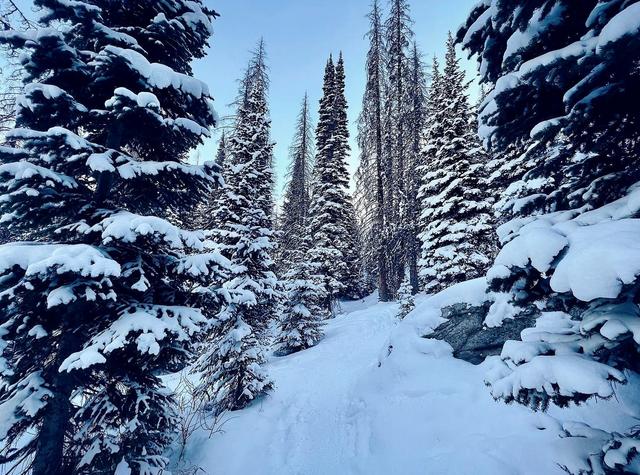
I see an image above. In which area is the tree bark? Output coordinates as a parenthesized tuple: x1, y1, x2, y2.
(32, 324, 79, 475)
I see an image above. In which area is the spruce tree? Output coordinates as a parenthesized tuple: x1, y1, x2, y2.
(276, 232, 327, 355)
(417, 34, 494, 293)
(355, 0, 391, 301)
(195, 132, 228, 233)
(383, 0, 415, 295)
(396, 276, 415, 319)
(214, 132, 228, 169)
(0, 1, 223, 472)
(195, 44, 278, 414)
(459, 1, 640, 471)
(308, 54, 362, 310)
(402, 41, 428, 293)
(279, 93, 314, 271)
(333, 54, 363, 299)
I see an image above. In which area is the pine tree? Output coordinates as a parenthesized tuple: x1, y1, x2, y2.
(0, 1, 224, 472)
(459, 2, 640, 471)
(278, 93, 314, 271)
(417, 34, 494, 293)
(195, 43, 278, 415)
(355, 0, 391, 301)
(308, 54, 362, 310)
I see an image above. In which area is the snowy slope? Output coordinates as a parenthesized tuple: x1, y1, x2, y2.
(177, 284, 636, 475)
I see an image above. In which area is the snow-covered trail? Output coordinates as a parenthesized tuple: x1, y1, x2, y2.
(181, 287, 635, 475)
(183, 293, 400, 474)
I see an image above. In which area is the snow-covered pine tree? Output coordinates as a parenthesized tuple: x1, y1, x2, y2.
(276, 231, 327, 355)
(417, 33, 494, 293)
(383, 0, 418, 296)
(396, 276, 415, 319)
(355, 0, 391, 301)
(0, 1, 225, 473)
(459, 1, 640, 472)
(308, 54, 362, 310)
(278, 93, 314, 272)
(333, 54, 364, 299)
(460, 0, 640, 219)
(195, 43, 278, 415)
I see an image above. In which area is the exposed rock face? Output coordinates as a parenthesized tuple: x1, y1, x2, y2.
(432, 302, 538, 365)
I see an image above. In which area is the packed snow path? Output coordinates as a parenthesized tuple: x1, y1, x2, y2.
(181, 289, 636, 475)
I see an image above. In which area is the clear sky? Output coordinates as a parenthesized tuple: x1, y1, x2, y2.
(195, 0, 480, 201)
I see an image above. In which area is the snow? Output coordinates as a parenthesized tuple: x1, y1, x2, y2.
(95, 46, 210, 99)
(0, 243, 120, 279)
(0, 161, 78, 189)
(502, 3, 566, 65)
(105, 87, 160, 109)
(116, 159, 213, 181)
(60, 305, 206, 371)
(488, 354, 625, 401)
(174, 286, 635, 474)
(0, 372, 52, 439)
(597, 2, 640, 50)
(87, 211, 206, 250)
(550, 219, 640, 301)
(16, 83, 87, 113)
(493, 224, 568, 274)
(489, 184, 640, 302)
(485, 291, 521, 328)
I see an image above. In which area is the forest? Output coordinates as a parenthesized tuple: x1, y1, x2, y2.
(0, 0, 639, 474)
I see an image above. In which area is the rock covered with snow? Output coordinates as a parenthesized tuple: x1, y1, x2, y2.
(432, 301, 538, 364)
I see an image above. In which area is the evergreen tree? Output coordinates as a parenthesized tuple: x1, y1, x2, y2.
(417, 34, 494, 293)
(279, 93, 314, 271)
(333, 54, 364, 299)
(402, 41, 428, 293)
(0, 1, 224, 472)
(355, 0, 391, 301)
(459, 1, 640, 471)
(396, 276, 415, 319)
(195, 43, 278, 415)
(195, 132, 228, 233)
(308, 54, 362, 310)
(276, 232, 327, 355)
(214, 131, 228, 168)
(383, 0, 414, 295)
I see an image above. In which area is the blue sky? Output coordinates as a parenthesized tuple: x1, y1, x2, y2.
(10, 0, 480, 200)
(196, 0, 480, 200)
